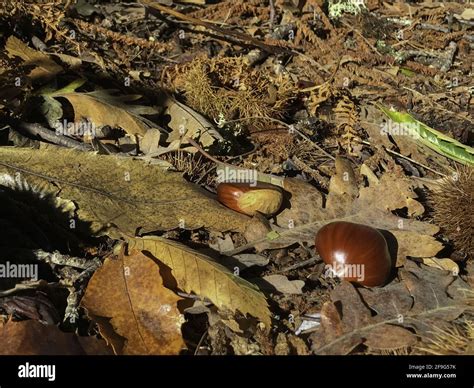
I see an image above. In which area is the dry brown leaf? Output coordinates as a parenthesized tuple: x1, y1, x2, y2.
(390, 231, 444, 266)
(140, 127, 162, 154)
(260, 274, 305, 294)
(0, 146, 250, 236)
(358, 168, 425, 217)
(312, 261, 471, 354)
(239, 157, 441, 267)
(277, 177, 325, 228)
(0, 319, 112, 355)
(312, 281, 416, 355)
(53, 90, 159, 137)
(127, 236, 271, 328)
(164, 95, 223, 147)
(400, 260, 467, 322)
(312, 282, 372, 355)
(5, 36, 62, 82)
(364, 324, 417, 352)
(81, 249, 185, 355)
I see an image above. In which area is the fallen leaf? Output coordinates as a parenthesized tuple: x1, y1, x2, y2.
(209, 234, 234, 253)
(81, 249, 185, 355)
(311, 282, 418, 354)
(232, 254, 269, 269)
(364, 324, 417, 352)
(164, 95, 223, 147)
(0, 319, 112, 355)
(261, 274, 305, 294)
(127, 236, 271, 328)
(52, 89, 161, 137)
(5, 36, 62, 82)
(0, 146, 251, 235)
(422, 258, 459, 275)
(140, 127, 162, 154)
(312, 261, 471, 354)
(400, 260, 466, 322)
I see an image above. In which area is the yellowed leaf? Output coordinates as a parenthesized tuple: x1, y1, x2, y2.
(127, 236, 271, 328)
(422, 258, 459, 275)
(164, 95, 223, 147)
(0, 146, 250, 235)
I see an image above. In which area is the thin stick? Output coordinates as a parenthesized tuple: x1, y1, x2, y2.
(340, 20, 382, 57)
(269, 0, 275, 29)
(16, 121, 93, 151)
(140, 1, 289, 55)
(384, 147, 447, 177)
(194, 330, 209, 355)
(358, 139, 447, 177)
(186, 137, 225, 165)
(276, 256, 321, 274)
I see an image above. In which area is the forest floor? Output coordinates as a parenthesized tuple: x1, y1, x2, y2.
(0, 0, 473, 355)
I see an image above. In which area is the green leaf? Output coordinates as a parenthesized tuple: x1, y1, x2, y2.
(378, 105, 474, 166)
(42, 78, 87, 96)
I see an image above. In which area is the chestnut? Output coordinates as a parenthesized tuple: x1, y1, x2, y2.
(315, 221, 391, 287)
(216, 182, 283, 216)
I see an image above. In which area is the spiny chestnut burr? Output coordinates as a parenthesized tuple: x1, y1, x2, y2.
(429, 167, 473, 257)
(216, 182, 283, 216)
(315, 221, 392, 287)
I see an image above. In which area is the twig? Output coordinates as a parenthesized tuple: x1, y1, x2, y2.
(34, 249, 98, 270)
(0, 280, 51, 297)
(186, 137, 224, 165)
(340, 20, 382, 57)
(276, 256, 321, 274)
(140, 1, 290, 55)
(384, 147, 447, 177)
(358, 139, 447, 177)
(194, 329, 209, 355)
(15, 121, 93, 151)
(269, 0, 275, 29)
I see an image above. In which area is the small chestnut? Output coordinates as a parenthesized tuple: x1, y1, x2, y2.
(315, 221, 391, 287)
(216, 182, 283, 216)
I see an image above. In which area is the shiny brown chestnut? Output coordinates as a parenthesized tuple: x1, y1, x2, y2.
(315, 221, 391, 287)
(216, 182, 283, 216)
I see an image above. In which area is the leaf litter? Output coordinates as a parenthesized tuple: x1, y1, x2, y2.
(0, 0, 472, 355)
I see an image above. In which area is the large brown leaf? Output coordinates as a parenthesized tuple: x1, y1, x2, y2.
(52, 89, 161, 137)
(81, 249, 185, 355)
(0, 319, 112, 355)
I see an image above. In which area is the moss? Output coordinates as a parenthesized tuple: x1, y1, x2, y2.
(327, 0, 366, 19)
